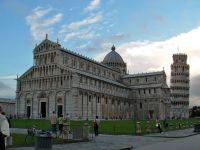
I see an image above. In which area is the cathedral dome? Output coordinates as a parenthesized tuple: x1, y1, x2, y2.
(102, 45, 124, 64)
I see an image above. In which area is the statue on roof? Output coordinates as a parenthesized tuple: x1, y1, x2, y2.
(111, 45, 115, 51)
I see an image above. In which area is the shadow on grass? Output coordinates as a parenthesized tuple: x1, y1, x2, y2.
(7, 134, 88, 148)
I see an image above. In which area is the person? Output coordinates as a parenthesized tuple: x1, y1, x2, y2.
(49, 111, 57, 136)
(1, 112, 11, 128)
(156, 117, 162, 133)
(0, 106, 10, 150)
(93, 116, 100, 136)
(65, 113, 70, 123)
(57, 114, 64, 136)
(163, 118, 168, 129)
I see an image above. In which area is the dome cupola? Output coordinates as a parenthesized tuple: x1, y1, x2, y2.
(102, 45, 127, 75)
(102, 45, 125, 64)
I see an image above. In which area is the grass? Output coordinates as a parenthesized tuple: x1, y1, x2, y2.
(10, 118, 200, 135)
(8, 133, 63, 148)
(8, 118, 200, 147)
(10, 119, 51, 130)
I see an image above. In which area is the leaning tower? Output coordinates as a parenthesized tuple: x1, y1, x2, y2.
(170, 53, 190, 118)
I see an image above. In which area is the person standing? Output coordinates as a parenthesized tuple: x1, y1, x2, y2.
(49, 111, 57, 136)
(65, 113, 70, 123)
(93, 116, 100, 136)
(0, 106, 10, 150)
(156, 117, 162, 133)
(57, 114, 64, 136)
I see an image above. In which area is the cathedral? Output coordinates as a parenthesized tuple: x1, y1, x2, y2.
(16, 35, 173, 120)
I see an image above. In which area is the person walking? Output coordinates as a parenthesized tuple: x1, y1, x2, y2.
(49, 111, 57, 136)
(0, 106, 10, 150)
(93, 116, 100, 136)
(57, 114, 64, 136)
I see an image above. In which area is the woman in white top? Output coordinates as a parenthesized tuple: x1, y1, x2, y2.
(0, 106, 10, 150)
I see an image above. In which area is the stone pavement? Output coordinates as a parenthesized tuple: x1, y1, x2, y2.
(8, 128, 199, 150)
(145, 128, 198, 138)
(135, 134, 200, 150)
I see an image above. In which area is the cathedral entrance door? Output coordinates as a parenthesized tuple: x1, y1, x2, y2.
(57, 105, 63, 117)
(27, 106, 31, 118)
(149, 110, 154, 119)
(41, 102, 46, 118)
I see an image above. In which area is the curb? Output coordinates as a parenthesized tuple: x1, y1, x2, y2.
(145, 132, 199, 138)
(119, 146, 133, 150)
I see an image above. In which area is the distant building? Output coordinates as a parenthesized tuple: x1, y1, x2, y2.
(16, 35, 171, 120)
(170, 53, 190, 118)
(0, 98, 16, 116)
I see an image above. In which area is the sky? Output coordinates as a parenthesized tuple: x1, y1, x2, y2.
(1, 0, 200, 107)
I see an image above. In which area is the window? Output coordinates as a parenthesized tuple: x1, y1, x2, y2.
(112, 100, 114, 105)
(140, 103, 142, 109)
(80, 76, 83, 83)
(89, 96, 91, 102)
(60, 79, 63, 86)
(80, 62, 84, 69)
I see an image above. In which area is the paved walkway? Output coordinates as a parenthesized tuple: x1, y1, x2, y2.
(8, 128, 199, 150)
(135, 134, 200, 150)
(145, 128, 197, 138)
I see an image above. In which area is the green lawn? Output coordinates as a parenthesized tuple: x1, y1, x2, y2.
(10, 118, 200, 135)
(8, 118, 200, 148)
(8, 133, 63, 148)
(10, 119, 51, 130)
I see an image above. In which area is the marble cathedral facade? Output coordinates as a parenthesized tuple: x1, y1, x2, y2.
(16, 36, 171, 120)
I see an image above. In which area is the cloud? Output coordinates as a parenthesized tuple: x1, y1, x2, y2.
(190, 75, 200, 98)
(189, 97, 200, 107)
(0, 81, 15, 99)
(0, 75, 17, 80)
(60, 12, 102, 33)
(95, 26, 200, 106)
(110, 32, 130, 42)
(84, 0, 101, 12)
(83, 32, 130, 53)
(67, 13, 102, 30)
(26, 6, 63, 41)
(63, 28, 95, 42)
(59, 11, 103, 42)
(0, 81, 11, 91)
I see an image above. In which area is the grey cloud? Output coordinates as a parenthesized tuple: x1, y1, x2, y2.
(190, 75, 200, 97)
(0, 81, 15, 99)
(0, 82, 10, 91)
